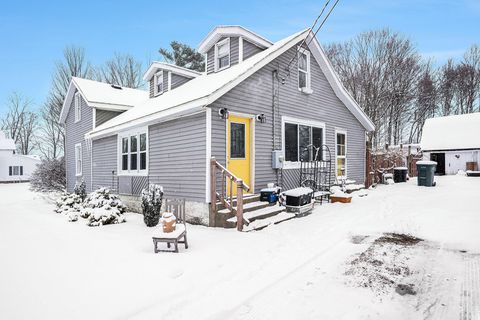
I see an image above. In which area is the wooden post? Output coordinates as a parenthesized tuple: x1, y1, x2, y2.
(210, 158, 217, 227)
(236, 180, 244, 231)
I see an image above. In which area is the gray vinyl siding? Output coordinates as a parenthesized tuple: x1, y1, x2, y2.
(149, 71, 193, 98)
(206, 37, 239, 74)
(92, 135, 117, 190)
(210, 42, 366, 193)
(243, 39, 264, 60)
(95, 109, 122, 127)
(171, 73, 192, 90)
(148, 112, 206, 202)
(65, 90, 93, 193)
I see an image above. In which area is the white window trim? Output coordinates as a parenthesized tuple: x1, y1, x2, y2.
(335, 129, 347, 179)
(117, 127, 149, 176)
(298, 47, 312, 93)
(154, 71, 164, 96)
(74, 92, 81, 123)
(281, 116, 326, 169)
(214, 37, 231, 72)
(75, 143, 82, 176)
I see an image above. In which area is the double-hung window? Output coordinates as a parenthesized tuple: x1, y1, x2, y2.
(74, 92, 81, 122)
(215, 38, 230, 71)
(119, 130, 148, 175)
(75, 143, 82, 176)
(154, 71, 164, 96)
(336, 131, 347, 177)
(298, 48, 311, 91)
(283, 117, 325, 166)
(8, 166, 23, 176)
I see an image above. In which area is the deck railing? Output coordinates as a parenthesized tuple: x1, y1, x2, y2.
(210, 157, 249, 231)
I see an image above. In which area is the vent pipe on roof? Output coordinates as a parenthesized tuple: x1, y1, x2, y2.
(111, 84, 123, 90)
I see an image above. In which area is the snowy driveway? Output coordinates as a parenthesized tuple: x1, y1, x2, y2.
(0, 176, 479, 320)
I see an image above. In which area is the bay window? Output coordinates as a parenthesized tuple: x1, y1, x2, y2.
(283, 117, 325, 165)
(215, 38, 230, 71)
(119, 130, 148, 175)
(336, 131, 347, 177)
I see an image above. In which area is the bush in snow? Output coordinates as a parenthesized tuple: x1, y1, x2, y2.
(74, 180, 87, 201)
(30, 157, 66, 192)
(141, 184, 164, 227)
(80, 187, 127, 227)
(54, 193, 83, 221)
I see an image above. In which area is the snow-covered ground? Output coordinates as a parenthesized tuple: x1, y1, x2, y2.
(0, 176, 479, 320)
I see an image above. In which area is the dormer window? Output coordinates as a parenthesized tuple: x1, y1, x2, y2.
(154, 71, 164, 96)
(74, 92, 81, 123)
(215, 38, 230, 71)
(298, 48, 311, 92)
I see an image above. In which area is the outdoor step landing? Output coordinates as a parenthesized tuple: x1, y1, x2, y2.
(227, 205, 286, 224)
(216, 194, 260, 210)
(218, 201, 269, 215)
(243, 211, 296, 232)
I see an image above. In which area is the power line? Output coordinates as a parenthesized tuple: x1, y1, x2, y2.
(283, 0, 331, 74)
(283, 0, 341, 78)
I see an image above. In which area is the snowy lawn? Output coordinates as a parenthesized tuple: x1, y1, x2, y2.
(0, 175, 479, 320)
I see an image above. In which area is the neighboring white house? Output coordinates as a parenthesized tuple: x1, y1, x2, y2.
(0, 132, 41, 182)
(420, 112, 480, 175)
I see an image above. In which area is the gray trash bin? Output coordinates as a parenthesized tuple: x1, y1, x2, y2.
(416, 161, 437, 187)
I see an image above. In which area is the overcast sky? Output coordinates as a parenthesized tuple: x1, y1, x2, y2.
(0, 0, 478, 114)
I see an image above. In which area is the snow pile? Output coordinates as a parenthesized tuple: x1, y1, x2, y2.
(330, 186, 348, 197)
(80, 188, 127, 227)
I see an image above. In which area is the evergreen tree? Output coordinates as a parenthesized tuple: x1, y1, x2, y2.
(159, 41, 205, 72)
(141, 184, 164, 227)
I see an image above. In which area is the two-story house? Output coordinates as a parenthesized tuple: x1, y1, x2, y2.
(60, 25, 375, 227)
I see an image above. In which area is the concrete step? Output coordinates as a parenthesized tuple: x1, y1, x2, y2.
(243, 212, 296, 232)
(227, 204, 286, 224)
(218, 201, 269, 215)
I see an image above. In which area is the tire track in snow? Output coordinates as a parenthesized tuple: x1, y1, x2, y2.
(461, 255, 480, 320)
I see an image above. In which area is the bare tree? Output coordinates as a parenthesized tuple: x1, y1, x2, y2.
(0, 92, 38, 155)
(438, 59, 456, 116)
(42, 46, 93, 158)
(18, 111, 37, 155)
(326, 29, 423, 147)
(96, 53, 143, 88)
(1, 92, 29, 144)
(409, 65, 437, 142)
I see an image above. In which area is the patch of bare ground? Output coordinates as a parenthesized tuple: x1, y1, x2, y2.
(345, 233, 424, 295)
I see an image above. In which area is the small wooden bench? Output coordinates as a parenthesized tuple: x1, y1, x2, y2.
(152, 198, 188, 253)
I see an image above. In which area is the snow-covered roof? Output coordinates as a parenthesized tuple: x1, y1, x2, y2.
(143, 62, 202, 81)
(198, 25, 273, 54)
(421, 113, 480, 151)
(59, 77, 148, 123)
(88, 29, 375, 139)
(0, 132, 16, 150)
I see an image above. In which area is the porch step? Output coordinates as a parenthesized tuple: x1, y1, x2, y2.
(243, 212, 296, 232)
(218, 201, 269, 215)
(226, 204, 286, 224)
(215, 194, 260, 211)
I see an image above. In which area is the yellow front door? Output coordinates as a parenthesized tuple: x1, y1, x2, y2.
(227, 115, 251, 195)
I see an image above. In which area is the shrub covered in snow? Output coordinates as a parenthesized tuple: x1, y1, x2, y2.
(80, 188, 127, 227)
(74, 180, 87, 201)
(141, 184, 164, 227)
(54, 193, 83, 215)
(30, 157, 66, 192)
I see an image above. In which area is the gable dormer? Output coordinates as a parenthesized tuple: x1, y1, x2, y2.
(143, 62, 202, 98)
(198, 26, 273, 74)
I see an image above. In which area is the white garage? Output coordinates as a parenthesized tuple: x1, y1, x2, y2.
(420, 112, 480, 175)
